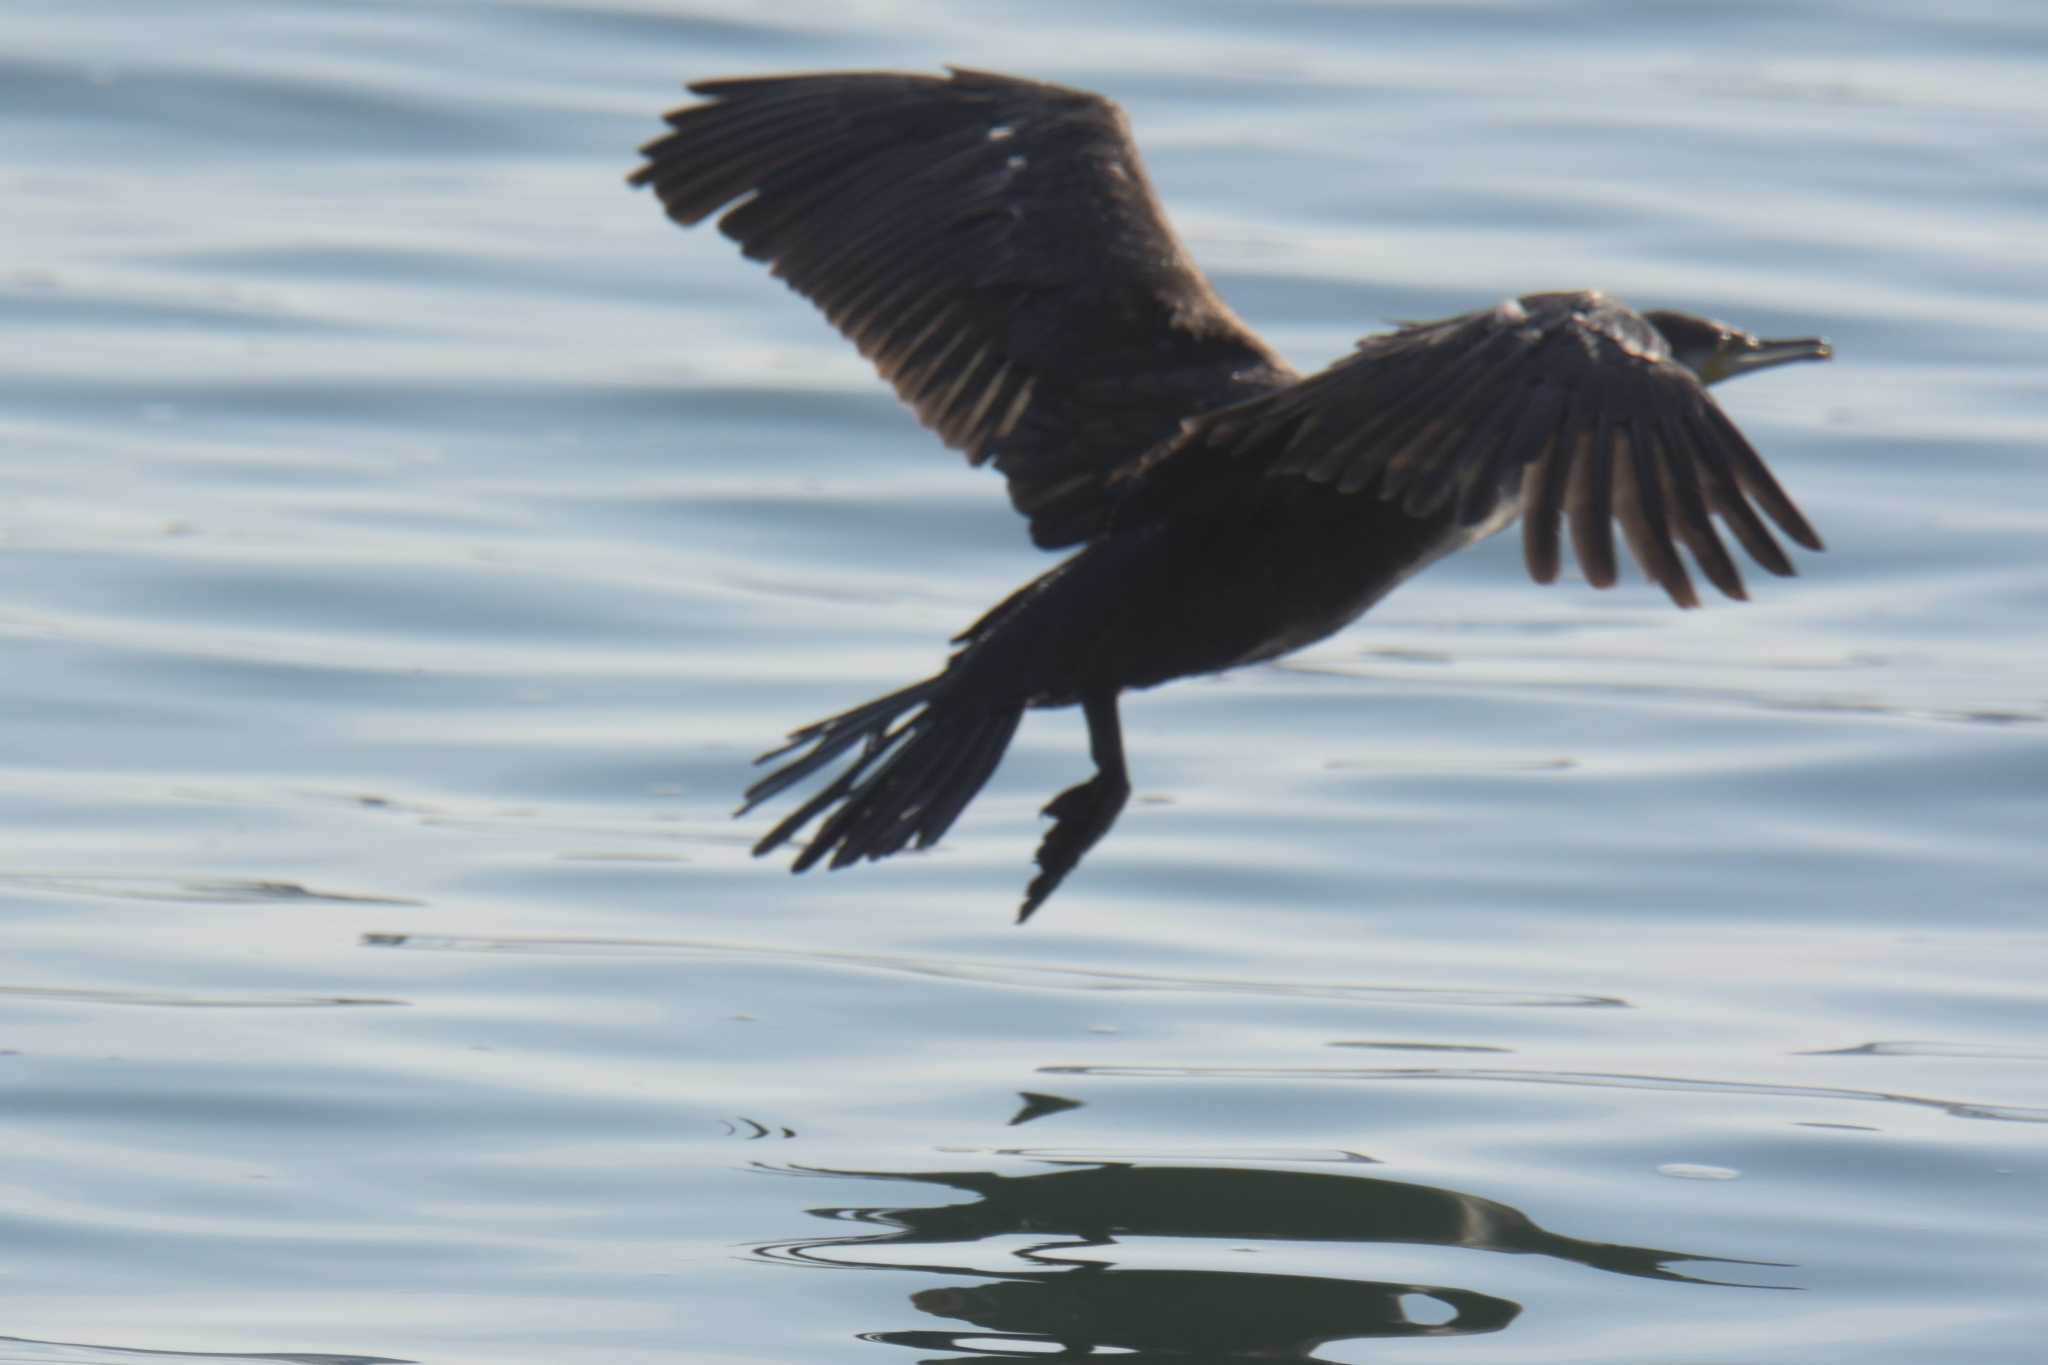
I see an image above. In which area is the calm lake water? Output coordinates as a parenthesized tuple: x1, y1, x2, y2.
(3, 2, 2045, 1362)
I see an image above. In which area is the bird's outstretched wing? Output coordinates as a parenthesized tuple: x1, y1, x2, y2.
(630, 67, 1294, 548)
(1122, 291, 1823, 607)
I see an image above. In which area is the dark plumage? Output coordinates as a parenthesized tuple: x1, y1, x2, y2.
(629, 67, 1831, 920)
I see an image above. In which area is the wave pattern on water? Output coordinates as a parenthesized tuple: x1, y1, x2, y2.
(1039, 1064, 2048, 1125)
(360, 932, 1630, 1008)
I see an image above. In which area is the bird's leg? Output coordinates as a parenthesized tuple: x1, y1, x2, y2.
(1020, 690, 1130, 923)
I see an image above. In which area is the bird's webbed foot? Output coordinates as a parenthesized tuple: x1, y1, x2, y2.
(1018, 692, 1129, 922)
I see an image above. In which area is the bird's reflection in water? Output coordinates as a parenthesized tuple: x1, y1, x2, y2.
(752, 1156, 1783, 1359)
(886, 1271, 1515, 1359)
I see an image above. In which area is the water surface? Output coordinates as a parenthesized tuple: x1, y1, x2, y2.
(3, 2, 2045, 1362)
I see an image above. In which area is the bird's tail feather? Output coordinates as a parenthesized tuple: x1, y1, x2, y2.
(743, 677, 1024, 873)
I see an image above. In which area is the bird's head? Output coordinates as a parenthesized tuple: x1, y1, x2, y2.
(1643, 310, 1832, 386)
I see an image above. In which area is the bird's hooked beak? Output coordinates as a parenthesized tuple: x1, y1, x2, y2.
(1707, 331, 1832, 384)
(1640, 308, 1833, 387)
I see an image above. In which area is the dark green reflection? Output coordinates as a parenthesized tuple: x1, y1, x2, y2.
(757, 1158, 1778, 1359)
(876, 1269, 1515, 1358)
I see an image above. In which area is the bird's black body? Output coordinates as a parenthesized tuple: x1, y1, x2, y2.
(630, 68, 1831, 919)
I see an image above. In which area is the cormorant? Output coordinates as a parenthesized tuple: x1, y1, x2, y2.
(628, 68, 1831, 921)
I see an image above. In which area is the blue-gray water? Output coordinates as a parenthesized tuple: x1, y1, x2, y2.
(3, 2, 2045, 1362)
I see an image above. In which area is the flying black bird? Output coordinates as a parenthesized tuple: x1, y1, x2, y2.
(629, 67, 1830, 921)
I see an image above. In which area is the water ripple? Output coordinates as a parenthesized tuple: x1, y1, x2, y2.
(1801, 1040, 2048, 1062)
(360, 932, 1628, 1009)
(0, 1335, 409, 1365)
(0, 984, 403, 1010)
(0, 874, 420, 907)
(1037, 1064, 2048, 1124)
